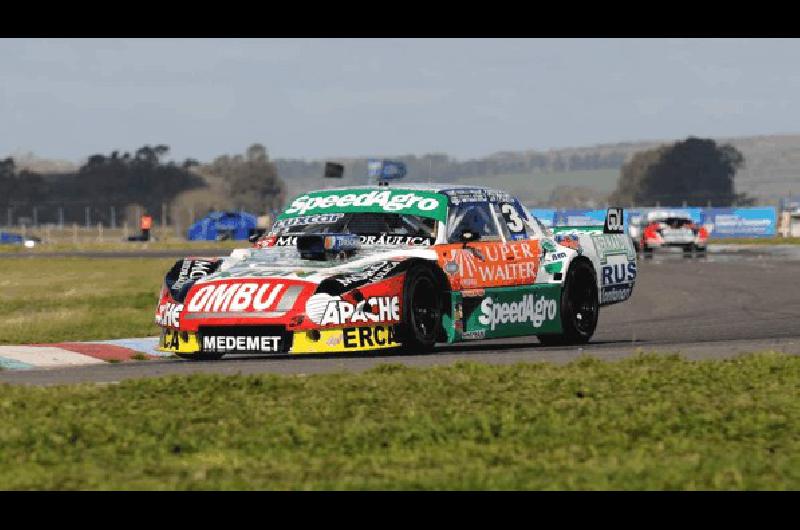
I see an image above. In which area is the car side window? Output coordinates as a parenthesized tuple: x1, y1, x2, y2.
(495, 199, 546, 240)
(447, 203, 501, 242)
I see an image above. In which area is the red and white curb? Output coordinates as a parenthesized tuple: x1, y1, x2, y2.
(0, 337, 169, 371)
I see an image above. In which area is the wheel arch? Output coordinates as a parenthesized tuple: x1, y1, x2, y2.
(563, 255, 600, 304)
(399, 257, 451, 343)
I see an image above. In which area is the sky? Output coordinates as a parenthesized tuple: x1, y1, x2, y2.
(2, 38, 800, 164)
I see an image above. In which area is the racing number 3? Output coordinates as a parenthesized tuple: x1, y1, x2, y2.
(500, 203, 525, 238)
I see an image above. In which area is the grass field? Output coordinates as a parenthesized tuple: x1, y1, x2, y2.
(0, 353, 797, 490)
(0, 239, 244, 254)
(0, 257, 175, 344)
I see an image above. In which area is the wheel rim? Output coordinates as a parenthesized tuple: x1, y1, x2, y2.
(409, 275, 439, 341)
(568, 269, 597, 335)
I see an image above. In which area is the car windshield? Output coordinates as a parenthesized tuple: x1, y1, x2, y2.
(270, 212, 437, 239)
(658, 217, 694, 228)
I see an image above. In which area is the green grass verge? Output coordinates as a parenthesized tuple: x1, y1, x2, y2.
(0, 240, 244, 253)
(0, 353, 797, 490)
(0, 257, 174, 344)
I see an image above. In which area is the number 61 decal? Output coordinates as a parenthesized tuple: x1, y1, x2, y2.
(604, 207, 624, 234)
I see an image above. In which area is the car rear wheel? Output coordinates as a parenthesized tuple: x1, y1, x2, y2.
(397, 265, 442, 353)
(538, 259, 598, 346)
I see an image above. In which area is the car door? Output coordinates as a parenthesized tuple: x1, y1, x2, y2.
(435, 200, 541, 291)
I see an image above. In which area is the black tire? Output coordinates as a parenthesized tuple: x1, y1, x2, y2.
(397, 265, 442, 353)
(537, 259, 599, 346)
(683, 244, 694, 258)
(175, 352, 224, 361)
(643, 244, 654, 259)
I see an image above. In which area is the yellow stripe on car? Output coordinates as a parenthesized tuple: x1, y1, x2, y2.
(158, 328, 202, 353)
(291, 325, 401, 353)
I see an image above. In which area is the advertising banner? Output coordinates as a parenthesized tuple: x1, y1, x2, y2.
(704, 207, 777, 238)
(552, 209, 607, 227)
(530, 208, 556, 228)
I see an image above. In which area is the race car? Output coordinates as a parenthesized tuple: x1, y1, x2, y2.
(630, 212, 708, 257)
(155, 184, 637, 359)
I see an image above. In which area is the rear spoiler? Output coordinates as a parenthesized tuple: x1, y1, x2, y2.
(551, 208, 625, 234)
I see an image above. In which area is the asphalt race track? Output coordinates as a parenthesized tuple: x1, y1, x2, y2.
(2, 246, 800, 385)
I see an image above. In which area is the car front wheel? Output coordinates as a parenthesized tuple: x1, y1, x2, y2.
(397, 265, 442, 353)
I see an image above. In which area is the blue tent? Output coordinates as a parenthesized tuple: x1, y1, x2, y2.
(187, 211, 258, 241)
(0, 232, 26, 245)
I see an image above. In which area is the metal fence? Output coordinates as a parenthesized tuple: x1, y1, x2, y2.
(0, 203, 228, 243)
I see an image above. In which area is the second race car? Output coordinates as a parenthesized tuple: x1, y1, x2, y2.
(629, 211, 709, 257)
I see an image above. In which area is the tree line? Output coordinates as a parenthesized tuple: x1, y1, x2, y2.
(1, 144, 285, 226)
(275, 150, 628, 182)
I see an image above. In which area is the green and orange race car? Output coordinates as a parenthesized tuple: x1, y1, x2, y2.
(155, 184, 636, 359)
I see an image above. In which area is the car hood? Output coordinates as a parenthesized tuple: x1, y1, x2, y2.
(198, 245, 436, 285)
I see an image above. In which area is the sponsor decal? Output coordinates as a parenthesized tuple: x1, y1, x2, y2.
(169, 259, 219, 293)
(461, 329, 486, 340)
(279, 189, 447, 221)
(461, 288, 486, 298)
(591, 233, 635, 263)
(334, 261, 400, 288)
(600, 261, 636, 304)
(601, 262, 637, 286)
(322, 233, 360, 252)
(359, 234, 433, 246)
(261, 234, 433, 248)
(210, 268, 305, 279)
(444, 189, 488, 205)
(159, 328, 200, 353)
(202, 335, 281, 353)
(601, 284, 632, 303)
(272, 213, 343, 230)
(186, 282, 285, 313)
(155, 302, 183, 328)
(443, 189, 514, 204)
(319, 296, 401, 326)
(342, 325, 399, 348)
(478, 294, 558, 331)
(554, 234, 581, 252)
(547, 252, 567, 261)
(437, 241, 540, 289)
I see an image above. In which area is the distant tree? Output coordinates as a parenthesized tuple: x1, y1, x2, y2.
(73, 144, 206, 223)
(204, 143, 286, 214)
(609, 137, 748, 206)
